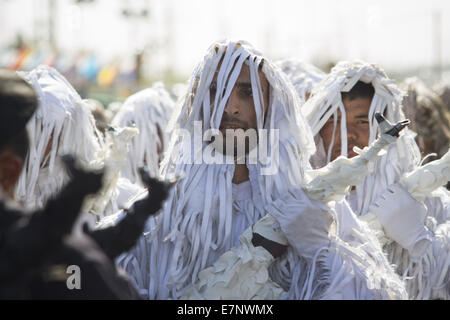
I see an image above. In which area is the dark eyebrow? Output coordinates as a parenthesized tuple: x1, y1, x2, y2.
(355, 114, 369, 119)
(236, 82, 252, 90)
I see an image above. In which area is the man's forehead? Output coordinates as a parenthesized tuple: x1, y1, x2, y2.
(212, 60, 269, 87)
(343, 96, 372, 115)
(321, 97, 371, 121)
(236, 63, 251, 81)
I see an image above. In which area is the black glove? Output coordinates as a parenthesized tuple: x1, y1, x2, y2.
(84, 167, 174, 260)
(375, 112, 410, 137)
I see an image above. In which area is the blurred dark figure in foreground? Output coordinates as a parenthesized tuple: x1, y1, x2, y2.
(26, 163, 172, 299)
(0, 70, 36, 199)
(0, 69, 172, 299)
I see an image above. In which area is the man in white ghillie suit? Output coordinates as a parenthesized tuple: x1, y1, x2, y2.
(15, 65, 141, 222)
(276, 59, 325, 103)
(14, 65, 105, 211)
(111, 82, 175, 184)
(115, 40, 406, 300)
(303, 60, 450, 299)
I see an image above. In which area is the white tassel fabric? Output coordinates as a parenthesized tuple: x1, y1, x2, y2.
(113, 43, 406, 300)
(276, 59, 325, 102)
(303, 60, 450, 299)
(112, 82, 175, 184)
(15, 65, 104, 210)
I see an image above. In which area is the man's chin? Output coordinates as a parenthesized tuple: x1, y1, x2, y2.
(216, 144, 244, 158)
(212, 141, 253, 160)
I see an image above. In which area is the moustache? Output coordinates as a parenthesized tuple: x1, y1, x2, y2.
(219, 115, 249, 130)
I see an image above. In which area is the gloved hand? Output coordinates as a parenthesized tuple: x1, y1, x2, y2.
(83, 167, 174, 260)
(251, 215, 288, 259)
(369, 183, 432, 259)
(265, 188, 334, 260)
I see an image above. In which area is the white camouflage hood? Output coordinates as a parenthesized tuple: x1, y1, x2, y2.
(112, 82, 175, 184)
(15, 65, 104, 209)
(121, 39, 317, 299)
(302, 60, 421, 215)
(276, 58, 326, 102)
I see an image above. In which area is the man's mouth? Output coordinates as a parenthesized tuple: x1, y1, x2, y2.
(333, 145, 357, 157)
(346, 145, 359, 157)
(220, 122, 245, 130)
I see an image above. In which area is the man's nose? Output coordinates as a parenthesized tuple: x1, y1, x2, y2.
(224, 91, 240, 116)
(347, 127, 359, 141)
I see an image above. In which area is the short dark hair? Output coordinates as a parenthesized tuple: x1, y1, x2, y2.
(0, 69, 38, 152)
(341, 81, 375, 101)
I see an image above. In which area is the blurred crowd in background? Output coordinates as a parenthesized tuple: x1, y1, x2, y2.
(1, 0, 449, 107)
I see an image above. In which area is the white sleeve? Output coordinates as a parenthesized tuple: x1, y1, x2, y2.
(425, 188, 450, 222)
(314, 200, 407, 299)
(181, 194, 408, 300)
(386, 193, 450, 300)
(364, 187, 450, 299)
(410, 221, 450, 299)
(265, 189, 408, 300)
(369, 184, 433, 259)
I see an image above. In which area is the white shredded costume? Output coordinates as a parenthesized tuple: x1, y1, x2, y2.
(15, 65, 142, 223)
(276, 59, 325, 103)
(303, 60, 450, 299)
(107, 40, 406, 300)
(15, 65, 105, 210)
(111, 82, 175, 184)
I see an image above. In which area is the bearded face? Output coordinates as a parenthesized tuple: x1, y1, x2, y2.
(209, 61, 270, 158)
